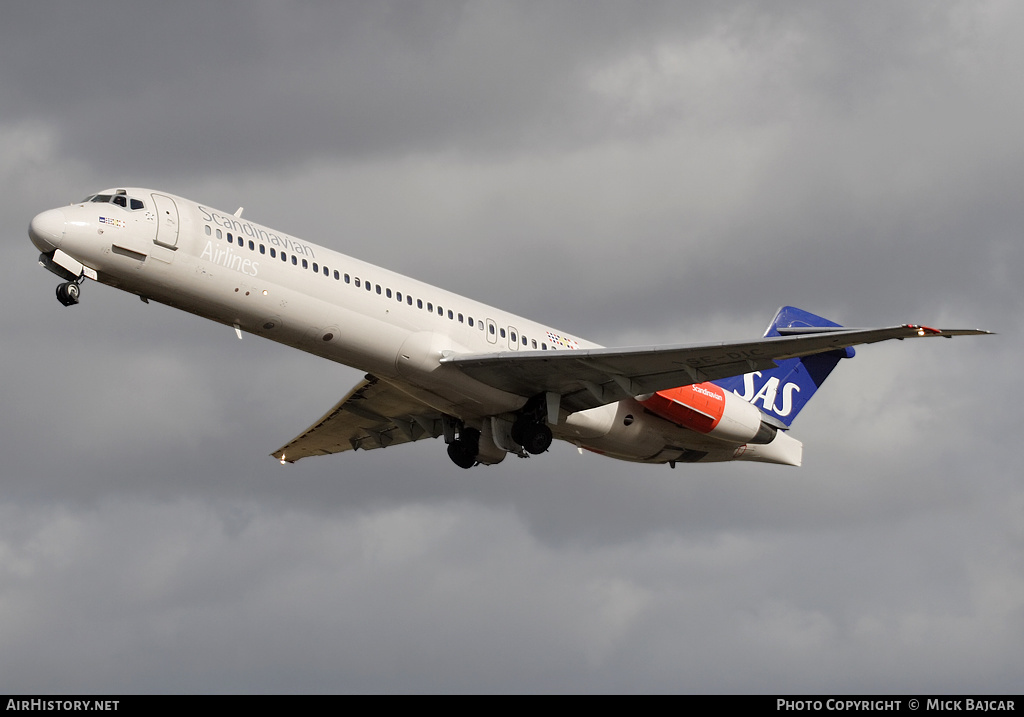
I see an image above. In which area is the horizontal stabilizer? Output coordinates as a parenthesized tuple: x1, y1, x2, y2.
(712, 306, 991, 426)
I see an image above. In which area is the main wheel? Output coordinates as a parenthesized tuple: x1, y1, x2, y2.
(446, 427, 481, 469)
(447, 442, 477, 469)
(519, 423, 552, 455)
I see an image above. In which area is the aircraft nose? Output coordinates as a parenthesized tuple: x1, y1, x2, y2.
(29, 208, 67, 252)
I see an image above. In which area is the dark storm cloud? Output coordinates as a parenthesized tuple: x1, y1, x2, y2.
(2, 0, 1020, 694)
(1, 1, 697, 174)
(10, 1, 925, 177)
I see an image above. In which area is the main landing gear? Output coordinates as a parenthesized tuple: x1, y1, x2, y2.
(56, 280, 82, 307)
(510, 393, 553, 455)
(445, 421, 550, 470)
(443, 394, 556, 470)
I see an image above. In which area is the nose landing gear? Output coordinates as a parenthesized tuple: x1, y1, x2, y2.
(38, 251, 89, 307)
(56, 280, 82, 307)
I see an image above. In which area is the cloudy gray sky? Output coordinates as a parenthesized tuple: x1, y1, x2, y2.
(1, 0, 1020, 693)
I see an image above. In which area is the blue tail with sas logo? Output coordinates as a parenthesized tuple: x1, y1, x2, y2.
(711, 306, 855, 427)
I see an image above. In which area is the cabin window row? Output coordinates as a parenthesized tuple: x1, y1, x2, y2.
(342, 273, 552, 350)
(204, 223, 556, 350)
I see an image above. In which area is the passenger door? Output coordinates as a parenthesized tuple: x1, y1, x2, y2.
(151, 193, 179, 249)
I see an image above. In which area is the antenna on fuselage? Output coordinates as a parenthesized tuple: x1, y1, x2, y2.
(234, 207, 244, 217)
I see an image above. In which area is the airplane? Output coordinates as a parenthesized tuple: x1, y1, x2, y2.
(28, 187, 989, 470)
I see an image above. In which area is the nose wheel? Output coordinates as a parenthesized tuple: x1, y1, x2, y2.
(56, 281, 81, 307)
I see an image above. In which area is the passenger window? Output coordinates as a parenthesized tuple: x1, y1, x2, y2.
(376, 285, 382, 295)
(260, 245, 266, 255)
(205, 225, 212, 236)
(281, 252, 288, 262)
(354, 277, 360, 287)
(291, 256, 298, 265)
(270, 248, 277, 258)
(500, 328, 506, 338)
(407, 296, 412, 305)
(313, 263, 319, 272)
(301, 258, 308, 269)
(510, 331, 517, 342)
(417, 299, 423, 309)
(228, 233, 234, 244)
(345, 274, 351, 283)
(427, 303, 433, 312)
(386, 288, 392, 298)
(489, 325, 495, 335)
(396, 292, 402, 302)
(468, 317, 473, 327)
(448, 310, 453, 320)
(531, 340, 537, 349)
(216, 229, 222, 239)
(438, 306, 443, 316)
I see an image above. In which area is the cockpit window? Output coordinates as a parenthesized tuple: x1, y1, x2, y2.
(80, 193, 145, 210)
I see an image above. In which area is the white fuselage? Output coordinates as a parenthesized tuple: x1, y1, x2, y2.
(30, 188, 800, 466)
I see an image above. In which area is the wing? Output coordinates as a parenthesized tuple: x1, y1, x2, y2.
(271, 375, 444, 463)
(442, 324, 990, 414)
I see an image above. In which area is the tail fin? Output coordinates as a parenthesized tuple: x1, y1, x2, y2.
(711, 306, 855, 427)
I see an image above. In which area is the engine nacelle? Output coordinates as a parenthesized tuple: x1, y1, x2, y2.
(640, 383, 775, 444)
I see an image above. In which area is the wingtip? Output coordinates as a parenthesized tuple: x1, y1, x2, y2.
(904, 324, 994, 338)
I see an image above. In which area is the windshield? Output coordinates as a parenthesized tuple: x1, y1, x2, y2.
(79, 192, 145, 210)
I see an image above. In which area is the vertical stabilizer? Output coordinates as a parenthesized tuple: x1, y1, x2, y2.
(711, 306, 855, 427)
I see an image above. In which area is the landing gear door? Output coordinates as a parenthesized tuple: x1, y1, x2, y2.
(152, 193, 179, 249)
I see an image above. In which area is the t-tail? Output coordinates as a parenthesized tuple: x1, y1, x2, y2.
(711, 306, 855, 427)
